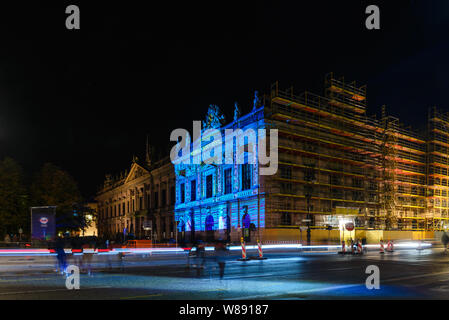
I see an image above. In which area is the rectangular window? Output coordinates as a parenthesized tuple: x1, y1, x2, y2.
(162, 189, 167, 206)
(154, 192, 159, 208)
(171, 186, 175, 205)
(191, 180, 196, 201)
(280, 167, 292, 179)
(181, 183, 185, 203)
(224, 168, 232, 194)
(206, 175, 213, 198)
(242, 164, 252, 190)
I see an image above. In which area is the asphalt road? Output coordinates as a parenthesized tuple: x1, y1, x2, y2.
(1, 248, 449, 300)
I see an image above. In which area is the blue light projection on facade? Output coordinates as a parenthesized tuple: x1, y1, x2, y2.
(173, 104, 266, 242)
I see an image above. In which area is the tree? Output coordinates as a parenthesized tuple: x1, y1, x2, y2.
(31, 163, 83, 233)
(0, 158, 28, 238)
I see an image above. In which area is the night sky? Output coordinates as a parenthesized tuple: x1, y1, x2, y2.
(0, 1, 448, 198)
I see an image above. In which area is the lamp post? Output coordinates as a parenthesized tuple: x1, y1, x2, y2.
(305, 193, 311, 246)
(304, 182, 315, 247)
(175, 220, 178, 247)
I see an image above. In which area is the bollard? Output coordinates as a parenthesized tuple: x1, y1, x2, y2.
(255, 239, 267, 260)
(379, 240, 385, 254)
(386, 240, 394, 252)
(237, 237, 250, 261)
(357, 240, 363, 254)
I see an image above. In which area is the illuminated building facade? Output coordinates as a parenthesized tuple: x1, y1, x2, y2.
(174, 105, 266, 243)
(96, 146, 176, 241)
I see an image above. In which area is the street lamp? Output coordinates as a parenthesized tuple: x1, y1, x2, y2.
(304, 180, 315, 247)
(305, 192, 312, 246)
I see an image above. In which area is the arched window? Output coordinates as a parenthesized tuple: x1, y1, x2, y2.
(242, 213, 251, 229)
(178, 219, 185, 232)
(205, 215, 214, 231)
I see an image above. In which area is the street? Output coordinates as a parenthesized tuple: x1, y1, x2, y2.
(0, 247, 449, 299)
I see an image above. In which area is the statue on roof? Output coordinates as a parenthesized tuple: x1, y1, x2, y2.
(233, 102, 241, 122)
(202, 104, 225, 130)
(253, 90, 263, 111)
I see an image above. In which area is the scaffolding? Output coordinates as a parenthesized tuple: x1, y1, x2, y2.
(379, 106, 398, 229)
(426, 107, 449, 230)
(267, 73, 378, 228)
(265, 73, 437, 231)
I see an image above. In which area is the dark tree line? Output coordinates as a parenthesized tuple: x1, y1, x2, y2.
(0, 158, 89, 240)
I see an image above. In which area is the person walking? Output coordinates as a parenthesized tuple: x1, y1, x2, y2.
(215, 240, 227, 280)
(442, 231, 449, 253)
(55, 236, 67, 275)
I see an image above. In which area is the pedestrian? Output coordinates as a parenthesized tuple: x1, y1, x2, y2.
(197, 241, 206, 269)
(215, 240, 227, 279)
(195, 241, 206, 276)
(442, 232, 449, 253)
(191, 241, 199, 268)
(55, 236, 67, 275)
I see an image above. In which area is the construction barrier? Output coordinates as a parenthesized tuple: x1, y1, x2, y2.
(386, 240, 394, 252)
(379, 240, 385, 254)
(356, 240, 363, 254)
(256, 239, 267, 260)
(237, 237, 250, 261)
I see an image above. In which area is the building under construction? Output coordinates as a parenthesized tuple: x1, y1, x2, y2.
(173, 73, 449, 244)
(265, 73, 448, 232)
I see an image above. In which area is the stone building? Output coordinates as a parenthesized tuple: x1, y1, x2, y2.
(96, 145, 175, 242)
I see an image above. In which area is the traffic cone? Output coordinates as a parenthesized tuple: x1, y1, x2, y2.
(386, 240, 394, 252)
(237, 237, 250, 261)
(256, 239, 267, 260)
(379, 240, 385, 254)
(357, 240, 363, 254)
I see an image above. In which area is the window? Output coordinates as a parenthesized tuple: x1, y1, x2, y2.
(206, 175, 213, 198)
(171, 186, 175, 205)
(224, 169, 232, 194)
(280, 167, 292, 179)
(242, 164, 252, 190)
(281, 213, 292, 225)
(154, 191, 159, 208)
(281, 183, 292, 194)
(162, 189, 166, 206)
(191, 180, 196, 201)
(180, 183, 185, 203)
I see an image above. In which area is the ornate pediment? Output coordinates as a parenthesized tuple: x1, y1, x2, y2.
(124, 162, 150, 184)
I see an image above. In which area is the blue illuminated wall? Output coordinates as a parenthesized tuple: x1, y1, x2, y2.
(174, 107, 266, 241)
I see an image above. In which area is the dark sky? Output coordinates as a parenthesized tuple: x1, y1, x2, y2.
(0, 1, 448, 198)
